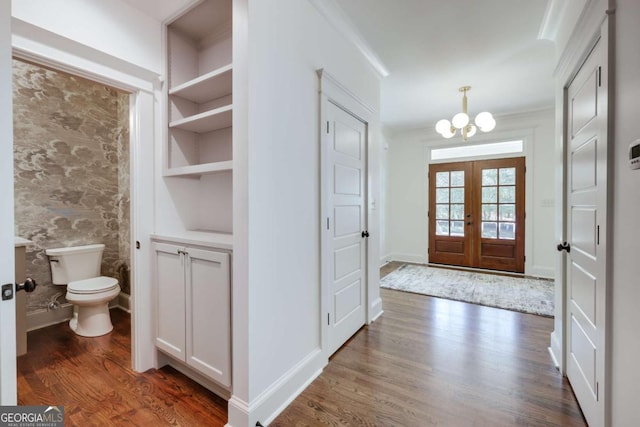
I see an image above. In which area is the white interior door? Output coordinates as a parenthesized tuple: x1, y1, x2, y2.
(0, 0, 17, 405)
(326, 102, 367, 356)
(565, 37, 608, 426)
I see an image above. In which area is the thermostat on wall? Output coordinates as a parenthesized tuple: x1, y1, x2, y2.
(630, 140, 640, 170)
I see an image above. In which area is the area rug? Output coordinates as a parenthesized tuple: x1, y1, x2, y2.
(380, 264, 554, 317)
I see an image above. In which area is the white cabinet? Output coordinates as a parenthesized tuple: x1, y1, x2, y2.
(154, 241, 231, 388)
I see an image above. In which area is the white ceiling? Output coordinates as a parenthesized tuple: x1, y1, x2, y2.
(334, 0, 556, 132)
(122, 0, 556, 132)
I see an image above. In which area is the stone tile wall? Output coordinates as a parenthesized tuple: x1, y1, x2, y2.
(13, 59, 130, 311)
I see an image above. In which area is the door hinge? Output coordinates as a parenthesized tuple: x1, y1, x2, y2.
(326, 121, 330, 134)
(326, 217, 330, 230)
(136, 240, 141, 249)
(524, 255, 526, 262)
(597, 225, 600, 245)
(598, 66, 602, 87)
(596, 381, 599, 401)
(327, 313, 330, 325)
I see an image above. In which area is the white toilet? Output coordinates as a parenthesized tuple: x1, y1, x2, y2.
(45, 244, 120, 337)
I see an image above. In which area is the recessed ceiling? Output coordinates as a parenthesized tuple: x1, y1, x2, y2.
(334, 0, 555, 132)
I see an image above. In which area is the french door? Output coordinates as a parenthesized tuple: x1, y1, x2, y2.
(429, 157, 525, 273)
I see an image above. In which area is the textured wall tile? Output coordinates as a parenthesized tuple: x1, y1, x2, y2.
(13, 59, 131, 311)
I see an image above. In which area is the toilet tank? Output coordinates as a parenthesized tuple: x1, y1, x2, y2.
(45, 244, 105, 285)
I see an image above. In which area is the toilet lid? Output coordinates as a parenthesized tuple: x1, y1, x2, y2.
(67, 276, 119, 294)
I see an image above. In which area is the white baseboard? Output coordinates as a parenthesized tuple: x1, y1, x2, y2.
(388, 253, 426, 264)
(380, 254, 392, 267)
(227, 348, 325, 427)
(26, 303, 74, 332)
(157, 350, 231, 400)
(117, 292, 131, 312)
(369, 297, 383, 323)
(26, 296, 130, 332)
(528, 265, 555, 279)
(549, 330, 563, 372)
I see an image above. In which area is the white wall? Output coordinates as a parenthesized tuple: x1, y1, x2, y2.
(11, 0, 163, 74)
(384, 109, 556, 277)
(611, 0, 640, 424)
(235, 0, 381, 423)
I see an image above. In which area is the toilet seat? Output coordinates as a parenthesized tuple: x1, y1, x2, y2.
(67, 276, 119, 294)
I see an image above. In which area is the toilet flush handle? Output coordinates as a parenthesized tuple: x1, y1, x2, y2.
(16, 278, 37, 293)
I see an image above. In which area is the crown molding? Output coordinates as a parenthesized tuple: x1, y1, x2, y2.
(307, 0, 389, 78)
(538, 0, 566, 42)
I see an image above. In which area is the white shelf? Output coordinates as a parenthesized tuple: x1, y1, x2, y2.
(169, 64, 232, 104)
(151, 231, 233, 250)
(170, 105, 232, 133)
(164, 160, 233, 178)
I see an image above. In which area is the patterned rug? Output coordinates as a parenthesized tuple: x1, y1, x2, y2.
(380, 264, 554, 317)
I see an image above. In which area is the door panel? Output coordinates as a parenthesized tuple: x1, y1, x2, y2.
(327, 102, 367, 356)
(429, 157, 525, 273)
(186, 248, 230, 387)
(475, 157, 525, 272)
(565, 37, 607, 426)
(154, 243, 186, 360)
(429, 162, 473, 267)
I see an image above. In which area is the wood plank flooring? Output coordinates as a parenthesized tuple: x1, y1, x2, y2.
(272, 263, 586, 426)
(17, 310, 227, 426)
(18, 263, 585, 426)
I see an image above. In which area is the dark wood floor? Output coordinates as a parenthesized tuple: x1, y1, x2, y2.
(18, 262, 586, 426)
(272, 262, 586, 426)
(17, 310, 227, 426)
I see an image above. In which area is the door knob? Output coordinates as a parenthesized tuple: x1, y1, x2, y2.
(557, 242, 571, 253)
(16, 277, 37, 293)
(361, 230, 370, 238)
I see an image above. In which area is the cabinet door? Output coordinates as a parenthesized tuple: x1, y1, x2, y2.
(185, 247, 230, 387)
(154, 242, 186, 360)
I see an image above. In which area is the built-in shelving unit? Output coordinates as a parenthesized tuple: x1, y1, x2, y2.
(169, 64, 232, 103)
(163, 0, 233, 236)
(169, 103, 232, 133)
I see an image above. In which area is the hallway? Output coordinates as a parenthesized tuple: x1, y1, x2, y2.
(272, 266, 586, 426)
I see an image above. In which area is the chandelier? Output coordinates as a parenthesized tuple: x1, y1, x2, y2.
(435, 86, 496, 141)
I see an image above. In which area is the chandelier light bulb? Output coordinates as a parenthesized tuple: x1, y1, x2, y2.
(442, 128, 456, 138)
(435, 119, 452, 135)
(480, 117, 496, 132)
(466, 124, 477, 138)
(475, 112, 493, 128)
(451, 112, 469, 129)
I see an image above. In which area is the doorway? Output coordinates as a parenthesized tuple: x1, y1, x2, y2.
(429, 157, 525, 273)
(12, 57, 132, 318)
(11, 56, 135, 392)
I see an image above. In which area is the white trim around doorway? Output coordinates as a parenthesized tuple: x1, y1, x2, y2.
(11, 18, 158, 374)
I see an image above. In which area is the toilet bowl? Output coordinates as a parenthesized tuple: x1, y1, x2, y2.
(66, 276, 121, 337)
(45, 244, 121, 337)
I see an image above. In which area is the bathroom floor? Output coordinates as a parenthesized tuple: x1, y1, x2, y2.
(17, 309, 227, 426)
